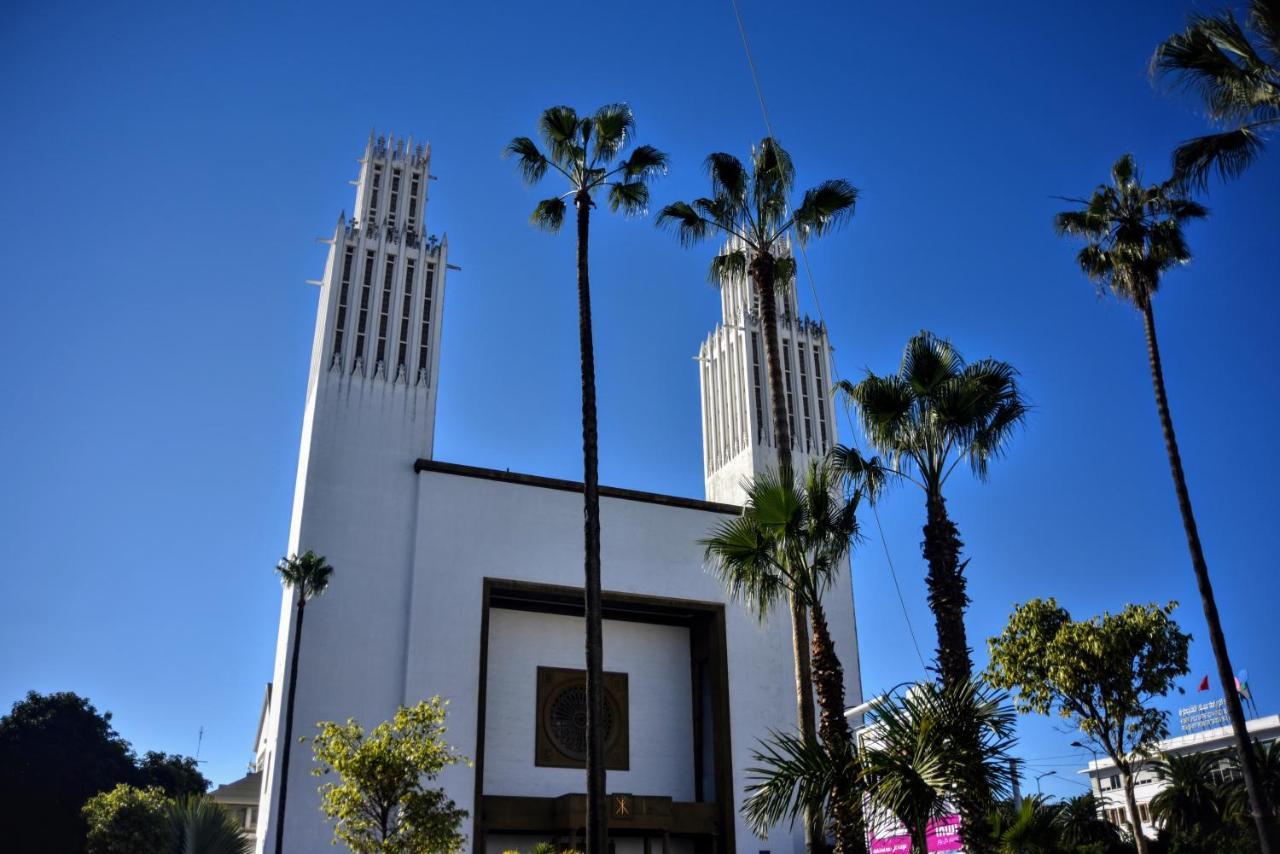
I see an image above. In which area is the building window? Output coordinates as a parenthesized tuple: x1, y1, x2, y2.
(375, 255, 395, 370)
(782, 340, 796, 448)
(798, 337, 813, 452)
(813, 345, 828, 451)
(389, 168, 401, 227)
(408, 174, 420, 229)
(397, 259, 415, 372)
(332, 246, 355, 360)
(534, 666, 628, 770)
(368, 164, 382, 223)
(751, 333, 765, 442)
(354, 249, 375, 367)
(1138, 803, 1151, 823)
(416, 265, 435, 382)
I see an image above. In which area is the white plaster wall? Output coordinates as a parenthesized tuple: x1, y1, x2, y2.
(486, 835, 696, 854)
(483, 609, 694, 800)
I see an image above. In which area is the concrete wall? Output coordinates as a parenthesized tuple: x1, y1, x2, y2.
(483, 608, 695, 800)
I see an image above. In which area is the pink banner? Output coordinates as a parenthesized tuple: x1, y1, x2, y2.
(869, 814, 963, 853)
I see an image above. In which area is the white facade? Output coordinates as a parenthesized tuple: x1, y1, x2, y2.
(1078, 713, 1280, 839)
(254, 134, 863, 854)
(698, 241, 838, 505)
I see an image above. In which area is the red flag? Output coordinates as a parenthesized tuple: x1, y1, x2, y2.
(1198, 675, 1210, 691)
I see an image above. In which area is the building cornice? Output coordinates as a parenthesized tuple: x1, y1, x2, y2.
(413, 459, 741, 516)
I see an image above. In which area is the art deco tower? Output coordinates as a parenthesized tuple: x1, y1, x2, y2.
(697, 241, 838, 504)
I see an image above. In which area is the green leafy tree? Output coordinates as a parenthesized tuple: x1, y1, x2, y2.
(271, 549, 334, 854)
(1054, 156, 1274, 852)
(166, 796, 251, 854)
(703, 460, 873, 852)
(835, 331, 1026, 690)
(658, 139, 857, 854)
(505, 105, 666, 854)
(986, 598, 1192, 854)
(311, 698, 468, 853)
(135, 750, 210, 798)
(83, 783, 171, 854)
(0, 690, 138, 853)
(1152, 0, 1280, 190)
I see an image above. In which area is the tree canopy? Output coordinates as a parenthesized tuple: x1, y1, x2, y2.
(311, 698, 468, 853)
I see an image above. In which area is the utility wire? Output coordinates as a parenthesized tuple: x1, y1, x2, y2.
(728, 0, 928, 675)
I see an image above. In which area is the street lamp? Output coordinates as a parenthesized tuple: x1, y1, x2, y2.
(1072, 740, 1106, 821)
(1036, 770, 1057, 795)
(844, 681, 917, 721)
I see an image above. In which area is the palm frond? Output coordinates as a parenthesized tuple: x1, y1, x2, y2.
(791, 179, 858, 244)
(620, 144, 668, 180)
(655, 201, 711, 247)
(503, 137, 548, 186)
(538, 106, 581, 166)
(701, 515, 785, 622)
(708, 248, 748, 286)
(705, 152, 748, 203)
(742, 730, 842, 836)
(1171, 124, 1269, 191)
(590, 103, 634, 164)
(276, 551, 334, 601)
(530, 197, 567, 232)
(607, 181, 649, 216)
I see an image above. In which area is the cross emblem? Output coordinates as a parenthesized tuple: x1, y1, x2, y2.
(613, 795, 632, 817)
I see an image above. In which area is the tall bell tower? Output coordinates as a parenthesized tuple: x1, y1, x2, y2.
(697, 240, 838, 504)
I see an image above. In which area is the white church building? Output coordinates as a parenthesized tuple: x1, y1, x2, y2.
(252, 133, 862, 854)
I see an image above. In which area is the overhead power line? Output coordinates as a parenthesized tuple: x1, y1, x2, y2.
(727, 0, 928, 675)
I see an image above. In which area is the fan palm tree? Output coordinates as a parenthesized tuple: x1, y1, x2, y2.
(505, 105, 666, 854)
(659, 139, 856, 853)
(169, 797, 251, 854)
(1054, 154, 1274, 854)
(835, 333, 1026, 690)
(271, 550, 333, 854)
(1150, 752, 1229, 836)
(1152, 0, 1280, 191)
(1054, 793, 1123, 851)
(704, 460, 871, 852)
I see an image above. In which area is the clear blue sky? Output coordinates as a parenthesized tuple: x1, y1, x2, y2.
(1, 0, 1277, 801)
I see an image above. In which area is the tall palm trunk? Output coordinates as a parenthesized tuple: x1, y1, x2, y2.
(921, 491, 988, 852)
(1120, 769, 1149, 854)
(576, 190, 607, 854)
(921, 490, 972, 688)
(808, 598, 865, 854)
(751, 251, 820, 851)
(1141, 301, 1275, 853)
(273, 595, 306, 854)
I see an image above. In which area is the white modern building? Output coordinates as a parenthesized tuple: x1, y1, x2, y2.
(1078, 710, 1280, 840)
(251, 133, 861, 854)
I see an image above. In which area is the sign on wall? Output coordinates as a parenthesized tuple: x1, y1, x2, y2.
(1178, 698, 1229, 733)
(868, 814, 962, 853)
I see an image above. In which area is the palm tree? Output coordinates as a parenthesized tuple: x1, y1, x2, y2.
(659, 139, 856, 853)
(863, 683, 1015, 854)
(1152, 0, 1280, 191)
(271, 550, 333, 854)
(1054, 793, 1123, 851)
(704, 460, 871, 852)
(505, 105, 666, 854)
(169, 797, 251, 854)
(1150, 752, 1229, 837)
(835, 333, 1026, 690)
(1054, 154, 1274, 854)
(987, 797, 1059, 854)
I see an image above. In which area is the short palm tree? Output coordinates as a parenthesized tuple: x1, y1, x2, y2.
(1054, 793, 1122, 850)
(1150, 752, 1230, 836)
(1054, 154, 1274, 854)
(704, 460, 869, 853)
(505, 105, 666, 854)
(659, 139, 856, 852)
(987, 796, 1059, 854)
(836, 332, 1025, 690)
(1152, 0, 1280, 190)
(272, 550, 333, 854)
(169, 797, 250, 854)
